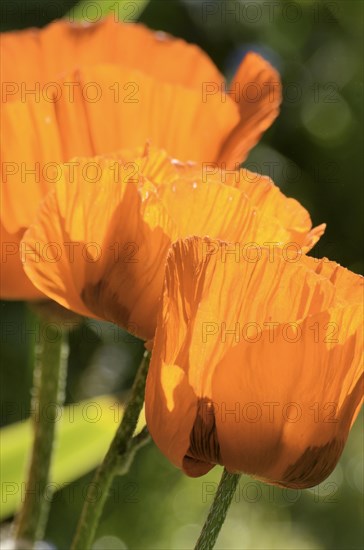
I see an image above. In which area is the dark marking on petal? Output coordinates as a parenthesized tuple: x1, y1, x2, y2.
(280, 438, 344, 489)
(183, 398, 222, 476)
(82, 280, 130, 328)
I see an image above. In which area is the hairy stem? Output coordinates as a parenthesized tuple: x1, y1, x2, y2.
(194, 469, 241, 550)
(13, 321, 68, 548)
(71, 351, 150, 550)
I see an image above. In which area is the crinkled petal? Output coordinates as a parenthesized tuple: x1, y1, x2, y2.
(218, 52, 282, 167)
(222, 169, 326, 252)
(1, 17, 223, 102)
(145, 236, 363, 484)
(212, 305, 363, 488)
(124, 147, 325, 251)
(21, 157, 177, 340)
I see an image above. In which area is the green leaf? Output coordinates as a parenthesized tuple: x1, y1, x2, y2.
(67, 0, 149, 23)
(0, 396, 146, 520)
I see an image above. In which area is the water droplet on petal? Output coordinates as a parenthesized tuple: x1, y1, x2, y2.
(155, 31, 169, 42)
(171, 158, 184, 167)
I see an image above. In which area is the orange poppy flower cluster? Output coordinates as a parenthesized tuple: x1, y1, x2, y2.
(1, 18, 362, 488)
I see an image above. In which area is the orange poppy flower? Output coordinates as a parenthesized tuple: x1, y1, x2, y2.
(21, 147, 324, 341)
(1, 17, 281, 299)
(145, 236, 363, 487)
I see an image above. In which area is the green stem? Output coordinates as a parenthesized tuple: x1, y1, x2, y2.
(194, 469, 241, 550)
(13, 320, 68, 548)
(71, 351, 150, 550)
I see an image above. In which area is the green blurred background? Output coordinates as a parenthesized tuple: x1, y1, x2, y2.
(1, 1, 363, 548)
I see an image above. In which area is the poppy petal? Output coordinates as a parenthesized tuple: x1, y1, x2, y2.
(1, 223, 43, 299)
(21, 157, 177, 340)
(218, 52, 282, 167)
(1, 100, 61, 234)
(1, 65, 239, 300)
(18, 147, 328, 317)
(122, 146, 324, 252)
(212, 304, 363, 488)
(222, 169, 325, 251)
(1, 17, 223, 102)
(146, 236, 363, 484)
(2, 63, 239, 180)
(156, 163, 325, 251)
(301, 256, 364, 306)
